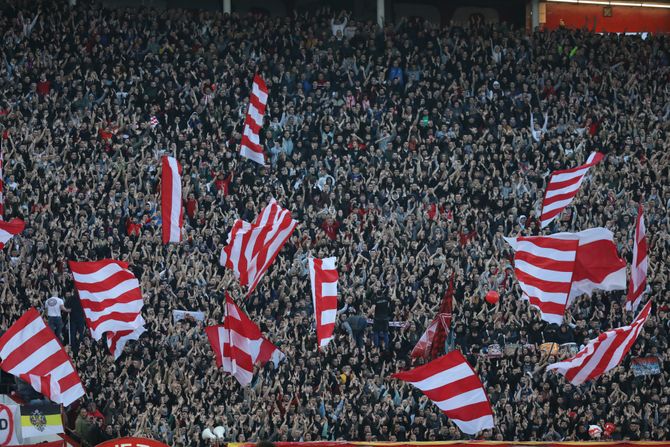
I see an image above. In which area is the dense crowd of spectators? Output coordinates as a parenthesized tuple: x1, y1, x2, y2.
(0, 0, 669, 445)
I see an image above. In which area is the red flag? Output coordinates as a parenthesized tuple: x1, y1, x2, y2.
(430, 272, 455, 359)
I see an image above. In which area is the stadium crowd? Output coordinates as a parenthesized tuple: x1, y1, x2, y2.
(0, 0, 669, 445)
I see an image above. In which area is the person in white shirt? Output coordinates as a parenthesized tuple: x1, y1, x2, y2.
(45, 292, 70, 341)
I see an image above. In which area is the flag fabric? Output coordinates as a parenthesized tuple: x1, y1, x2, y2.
(105, 325, 146, 360)
(0, 218, 25, 250)
(150, 115, 159, 128)
(220, 199, 297, 296)
(540, 152, 604, 228)
(505, 228, 626, 324)
(205, 294, 285, 386)
(161, 156, 183, 244)
(566, 227, 627, 305)
(308, 257, 339, 350)
(69, 259, 145, 341)
(392, 350, 495, 435)
(504, 235, 579, 324)
(411, 273, 454, 359)
(239, 74, 268, 165)
(0, 308, 85, 406)
(20, 403, 63, 438)
(625, 205, 648, 312)
(546, 300, 652, 385)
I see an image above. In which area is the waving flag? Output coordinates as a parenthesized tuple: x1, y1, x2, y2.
(0, 218, 25, 249)
(0, 143, 4, 219)
(412, 272, 454, 359)
(504, 235, 579, 324)
(220, 199, 297, 296)
(392, 350, 494, 435)
(540, 152, 604, 228)
(239, 74, 268, 165)
(161, 156, 183, 244)
(308, 257, 338, 350)
(566, 227, 627, 305)
(547, 300, 652, 385)
(106, 325, 146, 360)
(69, 259, 145, 341)
(205, 294, 284, 386)
(625, 205, 648, 312)
(0, 308, 85, 406)
(505, 228, 626, 324)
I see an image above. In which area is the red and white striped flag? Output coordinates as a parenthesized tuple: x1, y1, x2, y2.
(220, 199, 297, 296)
(106, 325, 146, 360)
(540, 152, 604, 228)
(0, 308, 85, 406)
(625, 205, 648, 312)
(161, 156, 183, 244)
(308, 257, 338, 350)
(0, 218, 24, 250)
(547, 299, 652, 385)
(239, 74, 268, 165)
(69, 259, 145, 341)
(392, 350, 494, 435)
(505, 228, 626, 324)
(504, 235, 579, 324)
(150, 115, 159, 128)
(205, 294, 285, 386)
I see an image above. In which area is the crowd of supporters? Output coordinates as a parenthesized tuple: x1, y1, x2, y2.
(0, 0, 669, 445)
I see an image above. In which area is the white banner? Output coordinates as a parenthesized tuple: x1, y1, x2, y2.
(0, 400, 21, 446)
(172, 310, 205, 323)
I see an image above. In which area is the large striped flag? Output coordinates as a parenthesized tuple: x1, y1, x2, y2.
(625, 205, 648, 312)
(547, 299, 652, 385)
(0, 308, 85, 406)
(392, 350, 494, 435)
(504, 235, 579, 324)
(308, 257, 338, 350)
(239, 74, 268, 165)
(540, 152, 604, 228)
(69, 260, 145, 342)
(205, 294, 285, 386)
(0, 218, 25, 250)
(161, 156, 183, 244)
(505, 228, 626, 324)
(220, 199, 297, 296)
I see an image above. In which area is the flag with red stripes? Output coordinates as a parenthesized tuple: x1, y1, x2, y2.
(547, 299, 652, 385)
(308, 257, 338, 350)
(239, 74, 268, 165)
(392, 350, 494, 435)
(0, 308, 85, 406)
(504, 235, 579, 324)
(106, 325, 146, 360)
(506, 228, 626, 324)
(220, 199, 297, 296)
(161, 156, 183, 244)
(625, 205, 648, 312)
(69, 259, 145, 341)
(540, 152, 604, 228)
(205, 294, 285, 386)
(0, 218, 24, 250)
